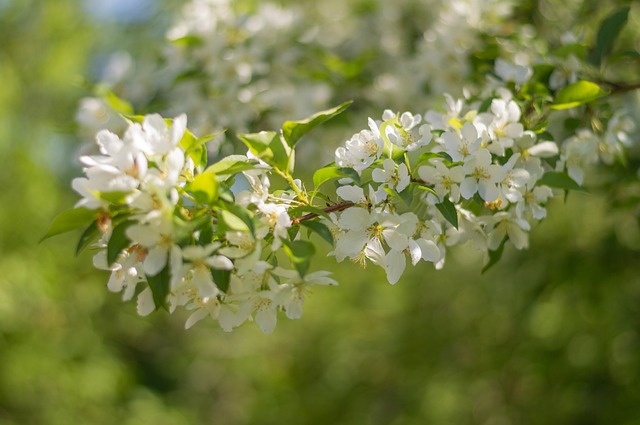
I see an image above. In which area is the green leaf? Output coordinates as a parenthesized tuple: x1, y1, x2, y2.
(186, 171, 219, 204)
(435, 198, 459, 229)
(551, 81, 607, 110)
(76, 221, 100, 255)
(300, 220, 334, 245)
(205, 155, 256, 176)
(107, 220, 135, 265)
(103, 91, 133, 114)
(211, 269, 231, 293)
(219, 203, 255, 235)
(98, 191, 131, 204)
(41, 208, 99, 242)
(538, 172, 587, 192)
(312, 165, 360, 190)
(282, 240, 316, 277)
(179, 129, 221, 171)
(281, 101, 352, 147)
(588, 6, 630, 66)
(147, 265, 170, 311)
(238, 131, 291, 171)
(482, 237, 508, 273)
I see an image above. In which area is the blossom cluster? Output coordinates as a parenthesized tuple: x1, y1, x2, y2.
(70, 113, 338, 334)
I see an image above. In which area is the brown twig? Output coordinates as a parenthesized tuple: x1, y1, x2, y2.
(291, 201, 354, 224)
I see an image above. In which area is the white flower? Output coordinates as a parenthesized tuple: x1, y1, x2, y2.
(495, 59, 532, 85)
(178, 244, 233, 297)
(482, 211, 531, 250)
(516, 185, 554, 221)
(382, 111, 432, 152)
(460, 149, 505, 202)
(372, 158, 411, 193)
(273, 269, 338, 319)
(418, 160, 465, 202)
(441, 122, 482, 162)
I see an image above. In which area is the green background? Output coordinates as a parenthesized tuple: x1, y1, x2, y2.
(1, 0, 639, 423)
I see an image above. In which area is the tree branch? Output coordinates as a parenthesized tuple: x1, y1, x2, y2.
(291, 201, 354, 224)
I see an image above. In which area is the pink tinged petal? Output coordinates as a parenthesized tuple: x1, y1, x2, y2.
(136, 287, 156, 316)
(416, 238, 441, 263)
(384, 250, 406, 285)
(144, 246, 168, 276)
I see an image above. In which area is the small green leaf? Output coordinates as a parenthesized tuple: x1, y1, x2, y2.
(211, 269, 231, 293)
(300, 220, 334, 245)
(551, 80, 607, 110)
(76, 221, 100, 255)
(186, 171, 219, 204)
(219, 203, 255, 234)
(103, 91, 133, 114)
(435, 198, 458, 229)
(482, 237, 508, 273)
(538, 172, 587, 192)
(206, 155, 256, 176)
(107, 220, 135, 265)
(282, 240, 316, 277)
(588, 6, 630, 66)
(281, 101, 352, 147)
(238, 131, 291, 171)
(98, 191, 131, 204)
(146, 265, 170, 311)
(41, 208, 99, 242)
(312, 166, 360, 190)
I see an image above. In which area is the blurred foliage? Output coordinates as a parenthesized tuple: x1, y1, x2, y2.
(1, 0, 639, 424)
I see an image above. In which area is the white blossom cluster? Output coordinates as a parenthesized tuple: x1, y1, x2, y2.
(329, 82, 634, 284)
(73, 114, 338, 334)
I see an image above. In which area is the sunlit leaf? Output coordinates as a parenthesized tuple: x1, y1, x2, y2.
(551, 81, 607, 110)
(312, 166, 360, 190)
(281, 101, 352, 147)
(41, 208, 99, 242)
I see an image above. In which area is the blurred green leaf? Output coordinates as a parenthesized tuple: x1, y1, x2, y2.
(539, 172, 588, 192)
(482, 236, 507, 273)
(551, 81, 607, 110)
(41, 207, 99, 242)
(282, 239, 316, 277)
(186, 170, 219, 205)
(281, 101, 352, 147)
(312, 165, 360, 190)
(588, 6, 630, 66)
